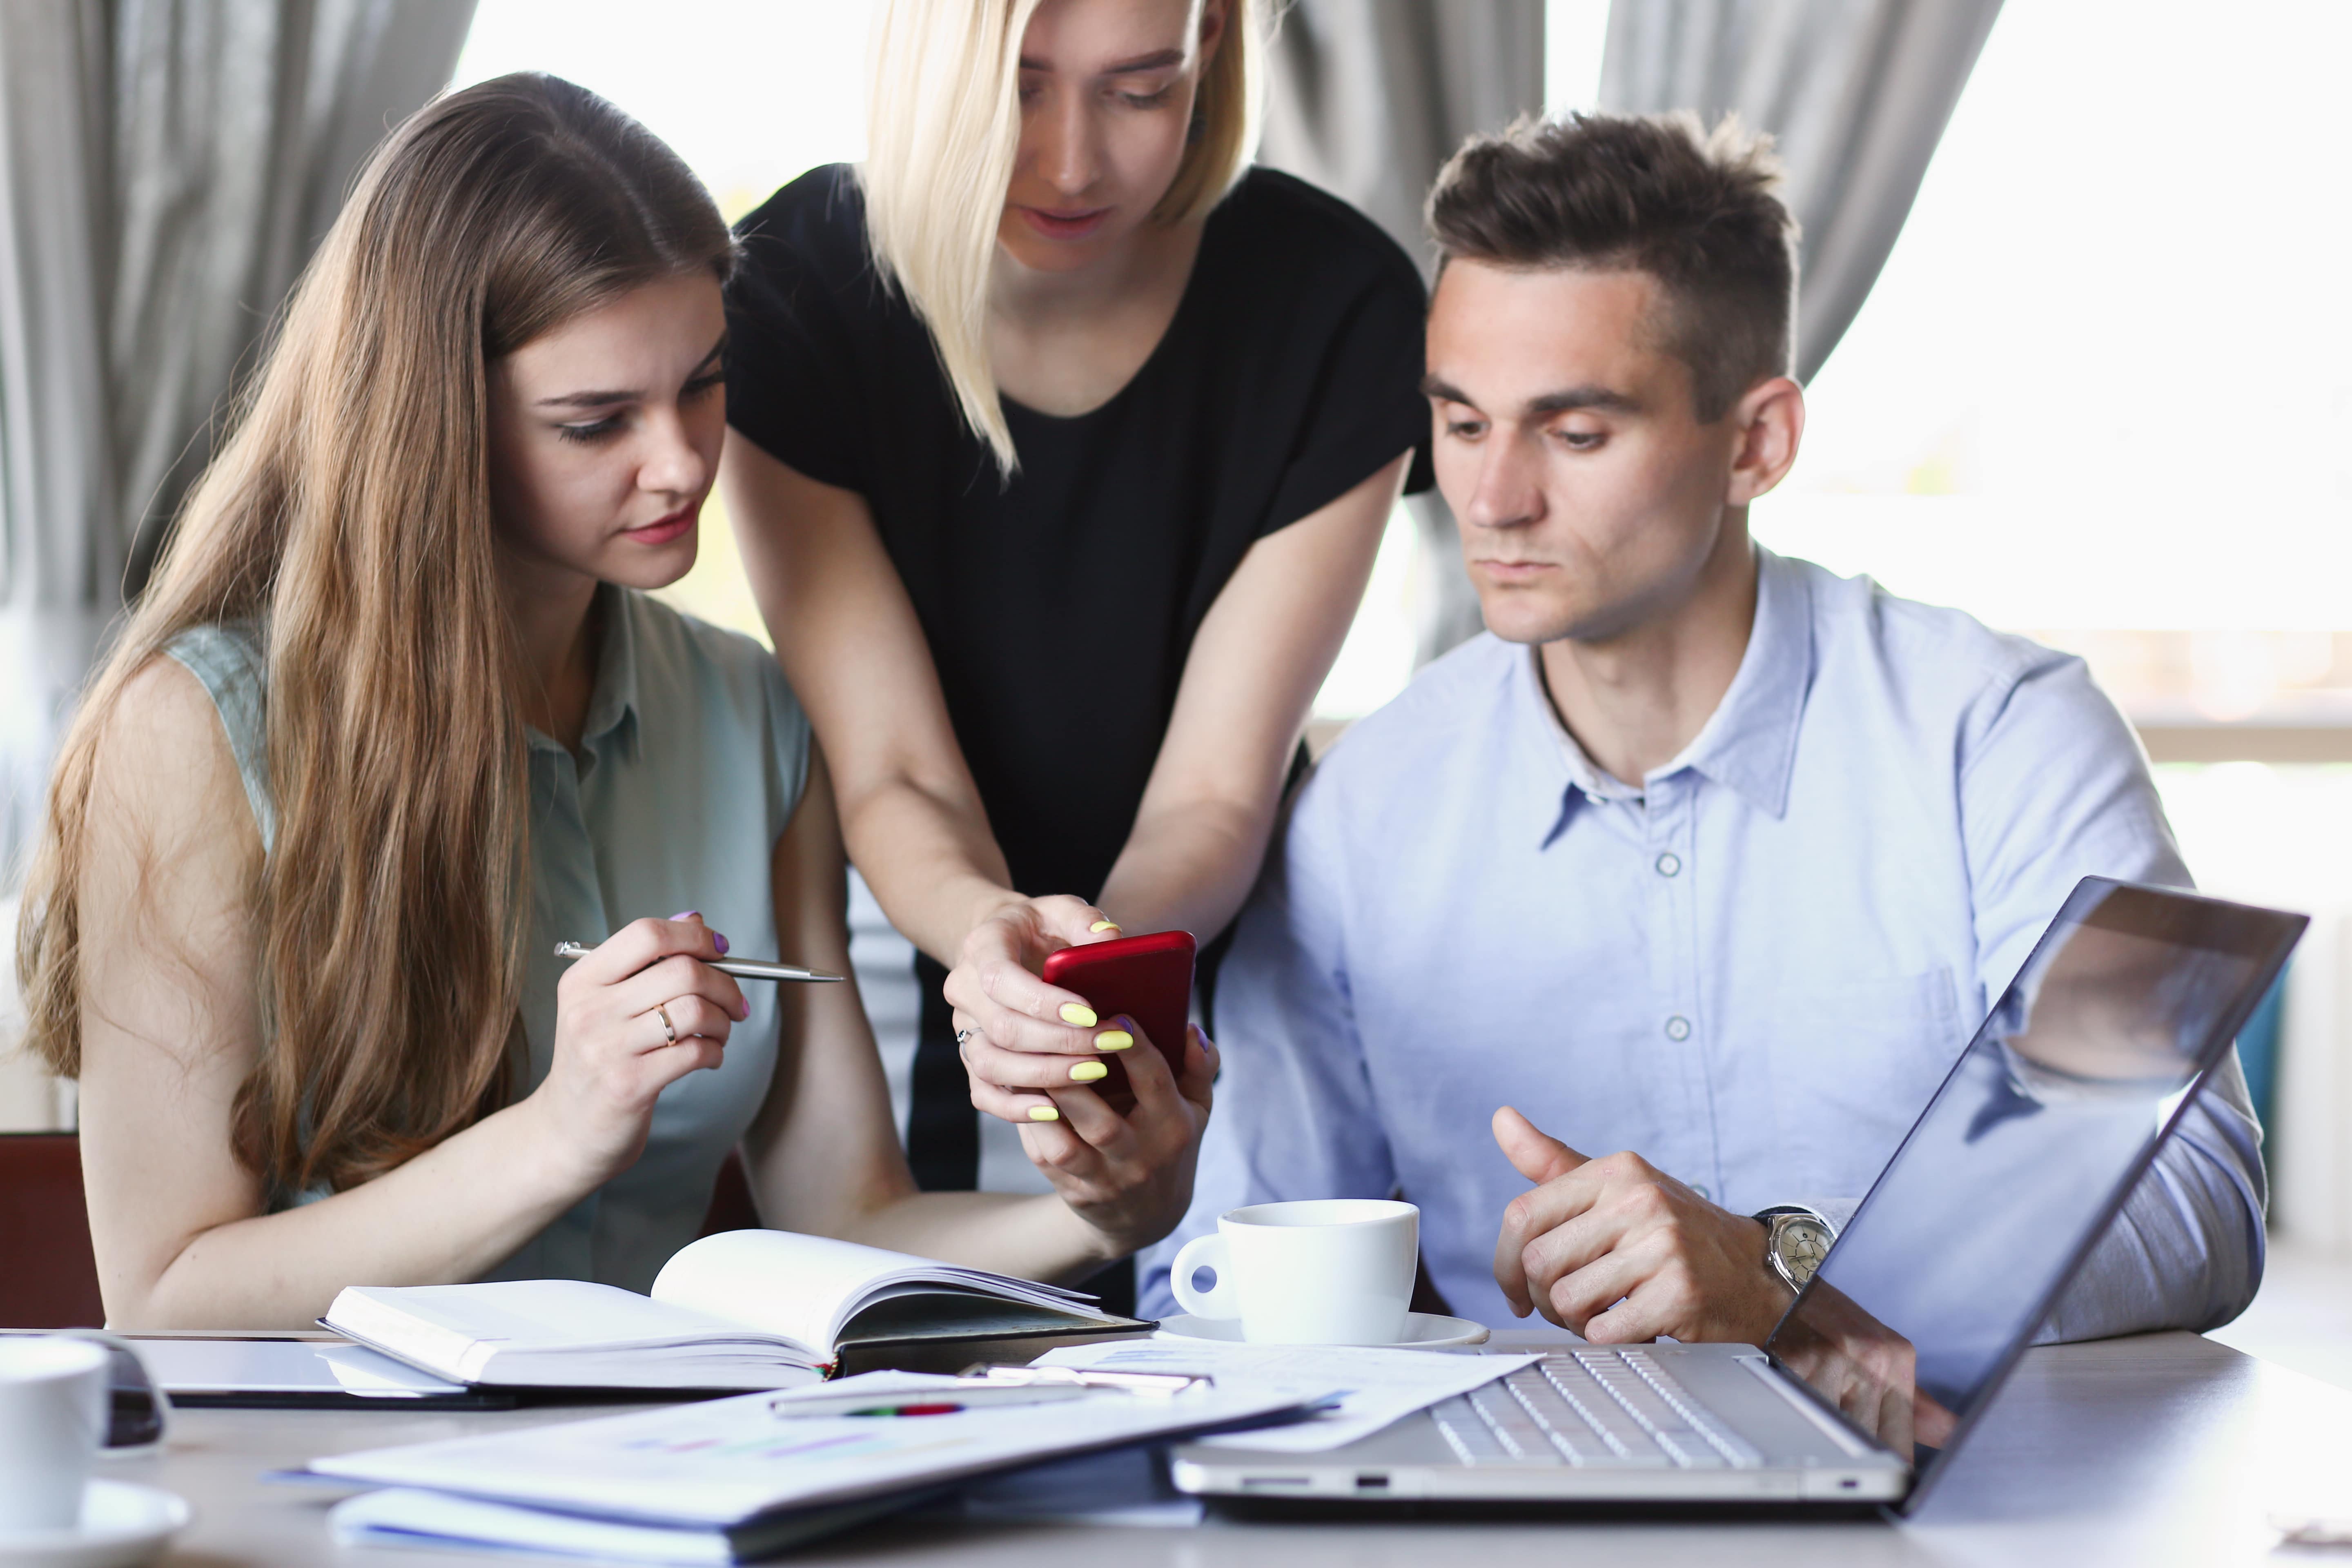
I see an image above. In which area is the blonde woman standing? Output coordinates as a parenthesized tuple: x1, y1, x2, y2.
(17, 74, 1210, 1328)
(723, 0, 1428, 1303)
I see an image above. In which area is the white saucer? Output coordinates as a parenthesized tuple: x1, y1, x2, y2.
(0, 1481, 190, 1568)
(1153, 1312, 1490, 1351)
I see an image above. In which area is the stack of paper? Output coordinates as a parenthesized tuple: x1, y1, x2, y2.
(306, 1371, 1312, 1562)
(1031, 1340, 1540, 1451)
(307, 1340, 1540, 1558)
(332, 1488, 915, 1564)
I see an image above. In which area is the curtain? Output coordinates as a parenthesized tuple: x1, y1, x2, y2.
(0, 0, 477, 875)
(1258, 0, 1546, 668)
(1600, 0, 2004, 383)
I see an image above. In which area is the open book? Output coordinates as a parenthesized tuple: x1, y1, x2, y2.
(323, 1230, 1145, 1390)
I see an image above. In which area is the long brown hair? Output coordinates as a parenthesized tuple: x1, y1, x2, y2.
(15, 74, 733, 1194)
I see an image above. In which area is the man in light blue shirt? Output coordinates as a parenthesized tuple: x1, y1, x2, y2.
(1141, 113, 2262, 1345)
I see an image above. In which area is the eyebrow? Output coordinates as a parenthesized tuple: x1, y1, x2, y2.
(1529, 385, 1642, 416)
(534, 334, 726, 409)
(1018, 48, 1186, 73)
(1421, 375, 1641, 417)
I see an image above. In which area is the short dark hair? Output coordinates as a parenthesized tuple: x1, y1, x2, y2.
(1427, 111, 1797, 421)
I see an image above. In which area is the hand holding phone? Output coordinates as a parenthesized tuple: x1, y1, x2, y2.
(953, 924, 1215, 1257)
(1035, 930, 1196, 1114)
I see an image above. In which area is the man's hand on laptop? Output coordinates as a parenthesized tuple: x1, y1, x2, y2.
(1491, 1106, 1789, 1346)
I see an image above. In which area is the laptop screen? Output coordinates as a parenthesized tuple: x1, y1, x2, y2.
(1764, 878, 2301, 1497)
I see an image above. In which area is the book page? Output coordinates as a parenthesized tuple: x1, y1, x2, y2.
(329, 1281, 817, 1382)
(340, 1281, 773, 1350)
(650, 1231, 1111, 1352)
(651, 1232, 944, 1350)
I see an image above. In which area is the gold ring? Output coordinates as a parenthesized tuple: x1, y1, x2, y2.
(655, 1004, 677, 1046)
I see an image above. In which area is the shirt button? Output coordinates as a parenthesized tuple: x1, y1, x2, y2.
(1655, 852, 1682, 878)
(1664, 1016, 1692, 1042)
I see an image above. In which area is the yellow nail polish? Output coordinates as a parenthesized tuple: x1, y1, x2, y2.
(1093, 1030, 1134, 1052)
(1090, 920, 1121, 933)
(1069, 1061, 1109, 1082)
(1059, 1003, 1098, 1027)
(1027, 1105, 1061, 1122)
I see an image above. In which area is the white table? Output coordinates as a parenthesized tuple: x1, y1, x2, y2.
(102, 1330, 2352, 1567)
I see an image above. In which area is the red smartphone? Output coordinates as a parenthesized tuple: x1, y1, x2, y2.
(1038, 929, 1196, 1114)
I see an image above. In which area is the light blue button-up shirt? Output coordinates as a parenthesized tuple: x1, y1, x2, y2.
(1142, 549, 2264, 1339)
(169, 586, 810, 1292)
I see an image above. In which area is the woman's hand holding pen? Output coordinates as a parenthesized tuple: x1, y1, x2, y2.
(526, 913, 747, 1187)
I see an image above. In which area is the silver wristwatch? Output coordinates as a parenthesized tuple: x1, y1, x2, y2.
(1755, 1205, 1837, 1295)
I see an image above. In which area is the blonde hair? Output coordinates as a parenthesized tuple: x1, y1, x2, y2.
(862, 0, 1263, 474)
(15, 75, 733, 1196)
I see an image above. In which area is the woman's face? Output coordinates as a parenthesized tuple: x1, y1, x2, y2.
(1000, 0, 1227, 273)
(486, 271, 726, 590)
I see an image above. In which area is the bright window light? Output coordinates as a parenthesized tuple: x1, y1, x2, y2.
(1757, 2, 2352, 719)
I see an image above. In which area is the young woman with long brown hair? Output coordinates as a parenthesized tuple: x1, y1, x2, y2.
(13, 73, 1212, 1330)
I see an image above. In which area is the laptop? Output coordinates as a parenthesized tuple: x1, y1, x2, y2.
(1172, 877, 2303, 1514)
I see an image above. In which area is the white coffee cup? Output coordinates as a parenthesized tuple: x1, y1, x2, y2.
(0, 1335, 109, 1531)
(1169, 1198, 1418, 1344)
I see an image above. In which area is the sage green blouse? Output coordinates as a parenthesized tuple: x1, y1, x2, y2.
(166, 586, 811, 1292)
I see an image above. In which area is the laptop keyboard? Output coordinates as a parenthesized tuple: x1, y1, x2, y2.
(1432, 1348, 1766, 1469)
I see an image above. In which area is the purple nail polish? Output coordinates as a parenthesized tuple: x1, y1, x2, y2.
(713, 931, 730, 955)
(670, 909, 700, 921)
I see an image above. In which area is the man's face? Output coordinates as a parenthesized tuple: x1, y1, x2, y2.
(1424, 262, 1755, 646)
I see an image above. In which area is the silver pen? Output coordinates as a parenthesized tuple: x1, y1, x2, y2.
(551, 940, 844, 983)
(961, 1364, 1211, 1396)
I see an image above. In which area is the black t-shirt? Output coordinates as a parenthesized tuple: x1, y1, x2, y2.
(726, 163, 1431, 904)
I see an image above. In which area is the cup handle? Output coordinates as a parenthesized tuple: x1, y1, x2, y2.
(1170, 1233, 1239, 1319)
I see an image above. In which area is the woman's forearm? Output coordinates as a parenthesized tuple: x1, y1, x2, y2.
(1095, 793, 1272, 944)
(722, 439, 1029, 967)
(831, 1191, 1120, 1287)
(835, 771, 1029, 966)
(1092, 460, 1405, 948)
(118, 1097, 593, 1330)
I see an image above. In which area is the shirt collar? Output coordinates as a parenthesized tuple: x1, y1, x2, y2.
(526, 584, 641, 762)
(1675, 546, 1811, 818)
(1519, 546, 1813, 841)
(1526, 651, 1641, 806)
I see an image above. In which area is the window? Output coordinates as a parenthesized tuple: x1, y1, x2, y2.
(1761, 4, 2352, 739)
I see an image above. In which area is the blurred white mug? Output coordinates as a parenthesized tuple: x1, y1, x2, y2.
(1170, 1198, 1418, 1344)
(0, 1335, 109, 1530)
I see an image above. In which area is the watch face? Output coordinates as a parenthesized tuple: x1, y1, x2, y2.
(1779, 1218, 1833, 1285)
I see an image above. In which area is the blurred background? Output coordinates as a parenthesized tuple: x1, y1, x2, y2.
(2, 0, 2346, 1377)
